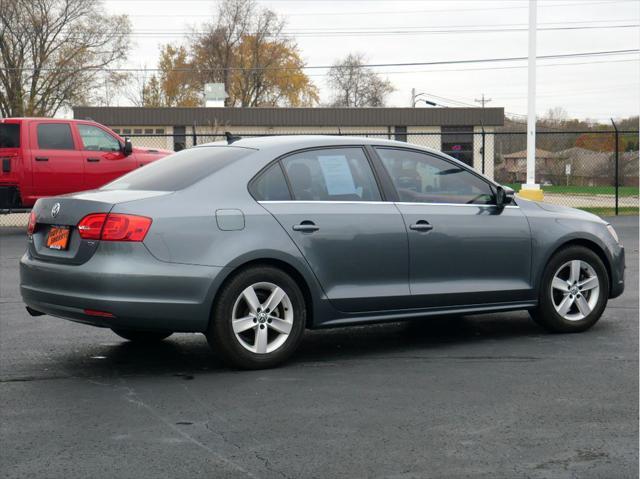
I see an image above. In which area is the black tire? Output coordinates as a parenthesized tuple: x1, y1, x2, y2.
(207, 266, 306, 369)
(112, 328, 172, 342)
(530, 246, 609, 333)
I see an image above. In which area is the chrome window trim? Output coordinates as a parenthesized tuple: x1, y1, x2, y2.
(258, 200, 519, 209)
(259, 200, 390, 206)
(395, 202, 519, 209)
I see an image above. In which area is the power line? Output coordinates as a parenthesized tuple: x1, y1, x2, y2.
(328, 58, 639, 77)
(118, 24, 640, 37)
(2, 48, 637, 73)
(104, 0, 638, 14)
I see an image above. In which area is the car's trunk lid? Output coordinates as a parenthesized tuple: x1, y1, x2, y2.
(29, 190, 168, 264)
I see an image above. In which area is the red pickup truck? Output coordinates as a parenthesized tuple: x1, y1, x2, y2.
(0, 118, 172, 209)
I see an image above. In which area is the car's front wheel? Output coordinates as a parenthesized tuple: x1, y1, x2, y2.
(530, 246, 609, 333)
(207, 266, 306, 369)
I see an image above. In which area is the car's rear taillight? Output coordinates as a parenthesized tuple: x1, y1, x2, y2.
(27, 210, 36, 235)
(77, 213, 151, 242)
(101, 214, 152, 241)
(77, 213, 107, 240)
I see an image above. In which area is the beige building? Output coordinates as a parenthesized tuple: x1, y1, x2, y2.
(73, 106, 504, 178)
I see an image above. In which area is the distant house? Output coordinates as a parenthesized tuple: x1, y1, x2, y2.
(620, 151, 639, 187)
(500, 148, 555, 183)
(552, 147, 612, 186)
(499, 146, 638, 187)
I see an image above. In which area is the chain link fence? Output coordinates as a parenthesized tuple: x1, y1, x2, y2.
(2, 129, 637, 229)
(125, 129, 638, 215)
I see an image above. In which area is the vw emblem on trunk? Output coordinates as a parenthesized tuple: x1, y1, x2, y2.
(51, 203, 61, 218)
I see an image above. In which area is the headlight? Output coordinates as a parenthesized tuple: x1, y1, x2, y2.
(606, 224, 620, 244)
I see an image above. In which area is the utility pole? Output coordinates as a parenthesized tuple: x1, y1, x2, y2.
(474, 94, 492, 108)
(475, 95, 491, 175)
(520, 0, 543, 201)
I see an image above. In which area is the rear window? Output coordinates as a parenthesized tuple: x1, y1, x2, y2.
(102, 146, 253, 191)
(37, 123, 75, 150)
(0, 124, 20, 148)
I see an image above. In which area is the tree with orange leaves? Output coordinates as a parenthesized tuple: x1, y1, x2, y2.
(142, 45, 201, 107)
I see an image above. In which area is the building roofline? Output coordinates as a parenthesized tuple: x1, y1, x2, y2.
(72, 106, 504, 128)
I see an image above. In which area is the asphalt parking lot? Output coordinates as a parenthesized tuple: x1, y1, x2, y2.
(1, 216, 637, 479)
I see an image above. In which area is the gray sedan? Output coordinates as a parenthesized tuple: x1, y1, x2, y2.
(20, 136, 625, 369)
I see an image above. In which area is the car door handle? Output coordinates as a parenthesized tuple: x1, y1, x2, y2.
(292, 221, 319, 233)
(410, 220, 433, 232)
(35, 157, 48, 162)
(86, 157, 100, 162)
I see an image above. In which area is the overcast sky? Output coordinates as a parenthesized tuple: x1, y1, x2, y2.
(102, 0, 640, 122)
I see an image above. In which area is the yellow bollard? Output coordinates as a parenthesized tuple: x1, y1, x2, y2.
(518, 187, 544, 201)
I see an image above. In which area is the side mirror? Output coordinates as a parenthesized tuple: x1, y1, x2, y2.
(495, 186, 506, 210)
(495, 185, 515, 211)
(122, 138, 133, 156)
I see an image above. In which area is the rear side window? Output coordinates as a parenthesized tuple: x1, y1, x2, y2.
(281, 148, 381, 201)
(0, 124, 20, 147)
(250, 163, 291, 201)
(37, 123, 74, 150)
(102, 146, 253, 191)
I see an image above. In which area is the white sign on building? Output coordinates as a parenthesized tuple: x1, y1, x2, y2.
(204, 83, 228, 107)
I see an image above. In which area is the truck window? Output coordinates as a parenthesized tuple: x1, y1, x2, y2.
(0, 124, 20, 148)
(78, 124, 121, 152)
(37, 124, 74, 150)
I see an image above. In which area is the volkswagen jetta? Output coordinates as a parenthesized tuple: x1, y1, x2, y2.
(20, 136, 625, 369)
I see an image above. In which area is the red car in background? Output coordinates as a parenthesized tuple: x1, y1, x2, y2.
(0, 118, 172, 209)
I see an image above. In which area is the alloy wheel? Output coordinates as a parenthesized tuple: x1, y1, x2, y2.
(550, 260, 600, 321)
(231, 282, 294, 354)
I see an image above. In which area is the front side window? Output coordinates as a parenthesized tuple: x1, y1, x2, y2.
(37, 123, 74, 150)
(376, 148, 494, 205)
(281, 148, 381, 202)
(78, 124, 121, 152)
(250, 163, 291, 201)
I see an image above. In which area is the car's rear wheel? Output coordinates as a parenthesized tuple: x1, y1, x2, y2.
(530, 246, 609, 333)
(111, 328, 172, 342)
(207, 266, 306, 369)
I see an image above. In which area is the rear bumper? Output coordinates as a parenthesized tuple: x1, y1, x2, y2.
(20, 242, 226, 332)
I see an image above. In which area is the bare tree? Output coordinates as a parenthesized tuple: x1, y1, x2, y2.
(0, 0, 131, 117)
(123, 68, 153, 107)
(327, 53, 394, 107)
(543, 106, 570, 126)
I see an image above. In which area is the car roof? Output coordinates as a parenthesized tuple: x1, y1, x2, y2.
(196, 134, 443, 156)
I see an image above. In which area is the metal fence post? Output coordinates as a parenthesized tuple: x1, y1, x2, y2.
(611, 119, 619, 216)
(192, 124, 197, 147)
(481, 128, 486, 174)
